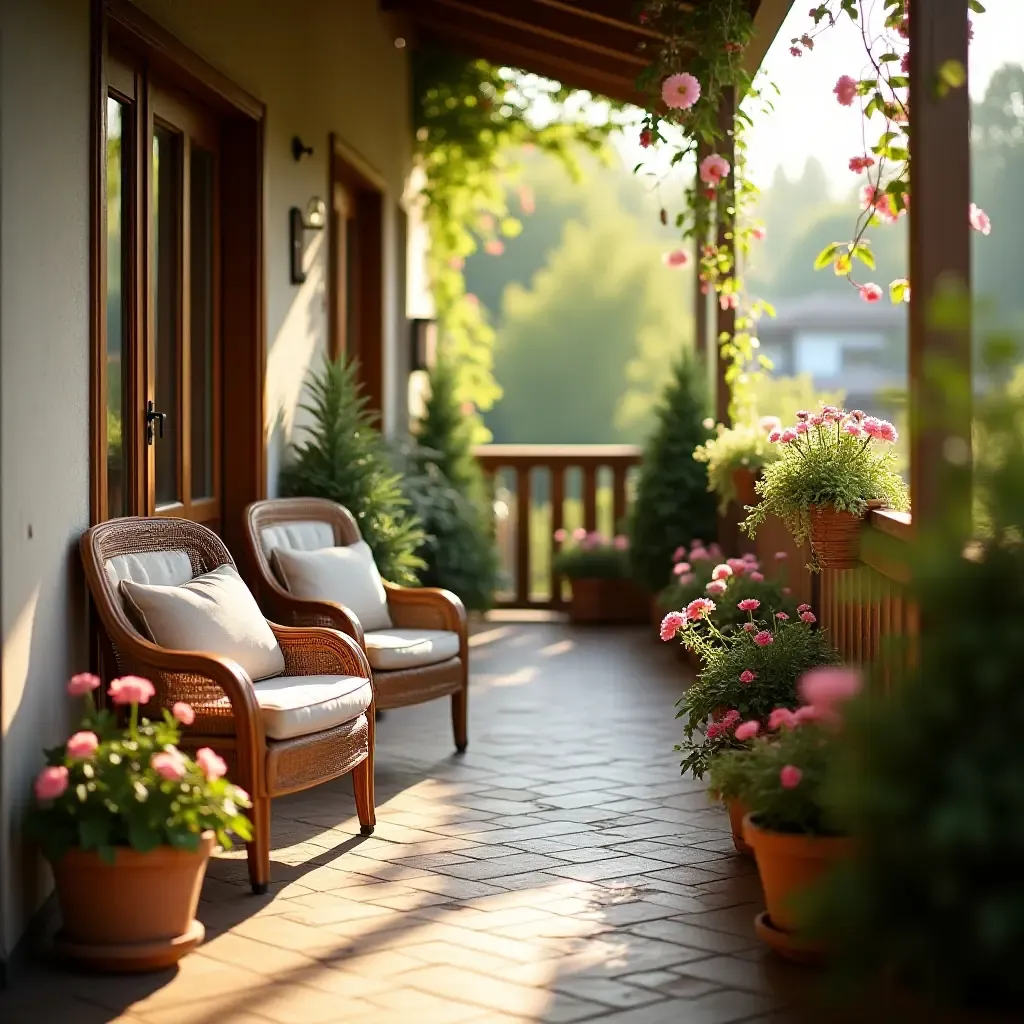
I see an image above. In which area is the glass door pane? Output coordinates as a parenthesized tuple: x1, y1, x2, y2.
(106, 96, 130, 517)
(152, 125, 181, 507)
(189, 147, 215, 500)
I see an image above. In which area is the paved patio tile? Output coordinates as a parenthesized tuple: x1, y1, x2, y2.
(0, 620, 830, 1023)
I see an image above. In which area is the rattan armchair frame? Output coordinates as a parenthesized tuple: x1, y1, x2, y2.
(80, 516, 376, 894)
(243, 498, 469, 752)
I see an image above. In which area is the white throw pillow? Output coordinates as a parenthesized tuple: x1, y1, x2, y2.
(270, 542, 393, 632)
(120, 564, 285, 682)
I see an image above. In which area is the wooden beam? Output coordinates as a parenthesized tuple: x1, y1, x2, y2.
(714, 88, 735, 428)
(908, 0, 971, 537)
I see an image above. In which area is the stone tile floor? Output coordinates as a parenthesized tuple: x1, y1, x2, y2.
(1, 619, 856, 1024)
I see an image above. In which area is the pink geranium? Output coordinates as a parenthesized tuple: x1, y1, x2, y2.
(66, 731, 99, 759)
(795, 422, 810, 435)
(774, 551, 788, 561)
(737, 598, 760, 613)
(859, 282, 884, 304)
(833, 75, 858, 106)
(752, 225, 766, 241)
(768, 707, 798, 731)
(726, 558, 747, 576)
(734, 720, 760, 741)
(739, 669, 757, 683)
(572, 527, 587, 541)
(613, 535, 629, 551)
(662, 72, 701, 110)
(68, 672, 101, 697)
(780, 765, 803, 789)
(706, 579, 728, 596)
(844, 422, 863, 437)
(484, 240, 504, 256)
(673, 546, 687, 562)
(749, 571, 765, 582)
(108, 675, 156, 706)
(173, 702, 196, 726)
(678, 573, 696, 585)
(196, 747, 227, 781)
(662, 248, 690, 268)
(800, 611, 817, 624)
(699, 153, 730, 186)
(799, 667, 863, 716)
(849, 154, 875, 173)
(780, 429, 798, 444)
(775, 612, 790, 621)
(753, 630, 774, 647)
(970, 203, 991, 236)
(797, 604, 811, 613)
(34, 766, 69, 801)
(711, 563, 733, 581)
(742, 622, 757, 633)
(639, 128, 653, 149)
(660, 612, 685, 642)
(768, 430, 782, 443)
(685, 598, 716, 621)
(553, 528, 568, 543)
(151, 750, 187, 781)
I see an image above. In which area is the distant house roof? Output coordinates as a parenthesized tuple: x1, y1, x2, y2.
(759, 292, 907, 333)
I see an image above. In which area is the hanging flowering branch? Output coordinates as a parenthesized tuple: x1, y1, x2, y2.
(634, 1, 776, 422)
(794, 0, 988, 303)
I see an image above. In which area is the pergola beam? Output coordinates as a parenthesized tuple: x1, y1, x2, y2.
(714, 88, 736, 429)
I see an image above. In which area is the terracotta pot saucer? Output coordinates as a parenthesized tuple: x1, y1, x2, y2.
(754, 911, 824, 966)
(55, 918, 205, 973)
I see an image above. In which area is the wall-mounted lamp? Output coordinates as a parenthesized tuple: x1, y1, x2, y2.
(289, 197, 326, 285)
(410, 318, 438, 372)
(291, 136, 314, 162)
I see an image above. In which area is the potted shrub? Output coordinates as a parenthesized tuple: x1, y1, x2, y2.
(662, 593, 840, 854)
(27, 673, 252, 972)
(742, 405, 908, 570)
(709, 666, 861, 962)
(692, 417, 781, 514)
(553, 530, 648, 624)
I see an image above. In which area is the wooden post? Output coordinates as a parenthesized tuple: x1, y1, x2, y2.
(714, 88, 736, 429)
(694, 139, 709, 381)
(908, 2, 972, 538)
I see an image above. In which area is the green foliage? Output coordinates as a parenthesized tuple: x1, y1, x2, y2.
(743, 408, 909, 555)
(673, 611, 841, 779)
(812, 339, 1024, 1009)
(27, 693, 251, 863)
(552, 534, 630, 581)
(280, 358, 425, 585)
(628, 351, 717, 591)
(749, 373, 846, 429)
(693, 420, 780, 513)
(710, 721, 840, 836)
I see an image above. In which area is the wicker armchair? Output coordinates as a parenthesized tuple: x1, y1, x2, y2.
(243, 498, 469, 752)
(80, 517, 376, 894)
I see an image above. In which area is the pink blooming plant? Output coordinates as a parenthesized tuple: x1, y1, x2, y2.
(699, 153, 730, 186)
(660, 612, 686, 642)
(754, 630, 774, 647)
(662, 248, 690, 268)
(739, 669, 757, 684)
(738, 598, 760, 613)
(661, 72, 701, 110)
(834, 75, 858, 106)
(26, 672, 252, 863)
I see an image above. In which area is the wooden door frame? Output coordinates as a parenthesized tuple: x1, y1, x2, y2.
(328, 133, 387, 422)
(90, 0, 266, 558)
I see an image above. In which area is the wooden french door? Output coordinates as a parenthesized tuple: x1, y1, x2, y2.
(100, 52, 223, 532)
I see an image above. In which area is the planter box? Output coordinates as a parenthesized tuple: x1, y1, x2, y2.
(567, 578, 650, 625)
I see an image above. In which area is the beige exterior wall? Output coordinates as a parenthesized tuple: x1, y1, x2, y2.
(0, 0, 414, 962)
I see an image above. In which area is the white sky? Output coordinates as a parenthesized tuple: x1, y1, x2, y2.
(610, 0, 1024, 197)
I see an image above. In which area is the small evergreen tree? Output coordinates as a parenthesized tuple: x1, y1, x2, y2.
(279, 358, 425, 585)
(628, 350, 717, 592)
(402, 358, 498, 610)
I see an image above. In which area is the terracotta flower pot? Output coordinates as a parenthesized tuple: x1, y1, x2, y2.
(567, 578, 649, 625)
(726, 799, 753, 856)
(807, 500, 885, 570)
(743, 814, 853, 935)
(52, 832, 215, 972)
(732, 468, 760, 509)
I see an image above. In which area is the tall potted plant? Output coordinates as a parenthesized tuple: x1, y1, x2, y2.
(742, 405, 908, 570)
(28, 673, 251, 972)
(692, 417, 780, 514)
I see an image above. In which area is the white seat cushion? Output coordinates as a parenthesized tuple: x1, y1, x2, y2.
(120, 564, 286, 682)
(260, 520, 335, 556)
(106, 549, 193, 590)
(252, 674, 373, 740)
(363, 629, 460, 672)
(271, 542, 393, 632)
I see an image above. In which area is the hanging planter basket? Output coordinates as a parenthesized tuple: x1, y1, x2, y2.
(807, 500, 885, 570)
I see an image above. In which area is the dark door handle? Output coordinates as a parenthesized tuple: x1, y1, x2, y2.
(145, 401, 167, 446)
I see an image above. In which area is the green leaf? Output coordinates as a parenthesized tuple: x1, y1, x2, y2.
(852, 243, 876, 270)
(889, 279, 910, 304)
(128, 819, 162, 854)
(937, 59, 967, 97)
(814, 242, 841, 271)
(78, 816, 111, 852)
(968, 1, 985, 12)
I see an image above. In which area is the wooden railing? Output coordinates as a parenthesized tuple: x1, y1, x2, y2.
(475, 444, 641, 609)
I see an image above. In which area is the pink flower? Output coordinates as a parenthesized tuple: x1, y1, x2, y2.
(795, 422, 810, 435)
(780, 429, 797, 443)
(673, 562, 691, 577)
(768, 430, 782, 444)
(739, 669, 757, 684)
(583, 531, 603, 550)
(790, 46, 802, 57)
(742, 622, 757, 633)
(795, 705, 823, 724)
(775, 612, 790, 621)
(850, 409, 865, 421)
(783, 587, 792, 596)
(859, 283, 883, 303)
(774, 551, 788, 561)
(234, 787, 250, 803)
(34, 766, 69, 801)
(742, 552, 759, 564)
(848, 155, 875, 173)
(706, 579, 728, 596)
(799, 667, 863, 716)
(834, 75, 858, 106)
(613, 535, 630, 551)
(969, 204, 991, 236)
(719, 293, 739, 311)
(753, 630, 774, 647)
(662, 72, 701, 110)
(66, 731, 99, 759)
(108, 675, 155, 706)
(484, 239, 505, 256)
(685, 598, 716, 621)
(797, 604, 811, 613)
(699, 154, 731, 186)
(800, 611, 817, 624)
(553, 528, 568, 543)
(478, 214, 495, 231)
(734, 720, 760, 741)
(844, 422, 863, 437)
(749, 571, 765, 582)
(752, 226, 766, 241)
(572, 527, 587, 541)
(639, 128, 653, 148)
(809, 413, 825, 427)
(689, 546, 710, 562)
(663, 249, 690, 268)
(68, 672, 101, 697)
(796, 409, 810, 421)
(760, 415, 781, 434)
(172, 702, 196, 726)
(706, 722, 721, 740)
(673, 546, 687, 562)
(901, 51, 910, 74)
(711, 563, 733, 581)
(722, 709, 741, 727)
(196, 747, 228, 781)
(660, 612, 685, 642)
(738, 598, 760, 613)
(780, 765, 803, 789)
(768, 708, 799, 731)
(518, 185, 535, 215)
(151, 750, 187, 782)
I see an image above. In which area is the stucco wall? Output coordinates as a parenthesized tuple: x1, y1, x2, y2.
(0, 0, 92, 961)
(132, 0, 414, 489)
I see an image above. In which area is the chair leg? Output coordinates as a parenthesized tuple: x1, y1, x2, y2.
(247, 796, 272, 895)
(353, 709, 376, 836)
(452, 686, 468, 754)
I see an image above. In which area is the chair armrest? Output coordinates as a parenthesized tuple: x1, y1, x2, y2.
(269, 623, 373, 683)
(259, 586, 365, 648)
(384, 583, 467, 638)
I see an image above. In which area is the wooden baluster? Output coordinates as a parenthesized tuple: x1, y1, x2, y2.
(582, 465, 597, 533)
(612, 464, 627, 532)
(550, 465, 565, 608)
(515, 465, 531, 607)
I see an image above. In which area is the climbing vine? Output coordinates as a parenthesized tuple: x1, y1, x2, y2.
(412, 51, 622, 435)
